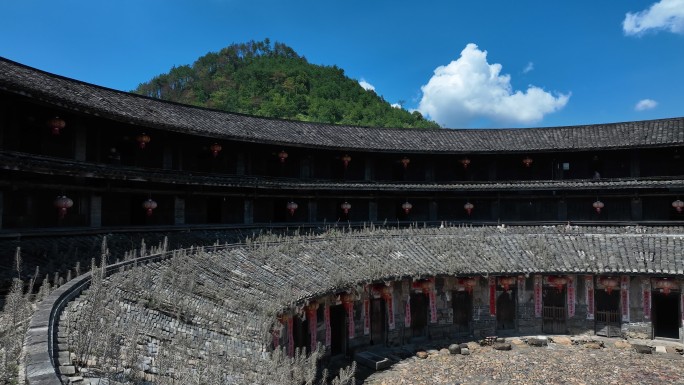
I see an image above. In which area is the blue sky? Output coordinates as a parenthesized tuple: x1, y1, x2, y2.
(1, 0, 683, 129)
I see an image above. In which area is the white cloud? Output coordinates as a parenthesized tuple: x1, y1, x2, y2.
(523, 62, 534, 73)
(358, 78, 375, 91)
(635, 99, 658, 111)
(391, 103, 402, 109)
(417, 44, 570, 128)
(623, 0, 684, 35)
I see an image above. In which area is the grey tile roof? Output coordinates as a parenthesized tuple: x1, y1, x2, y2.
(1, 57, 683, 153)
(234, 226, 684, 287)
(44, 225, 684, 383)
(3, 151, 684, 192)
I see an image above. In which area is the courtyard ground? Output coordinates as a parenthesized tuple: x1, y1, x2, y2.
(360, 336, 684, 385)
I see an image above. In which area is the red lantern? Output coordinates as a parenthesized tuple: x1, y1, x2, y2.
(341, 154, 352, 169)
(277, 314, 290, 324)
(464, 202, 474, 216)
(460, 157, 471, 169)
(48, 116, 66, 135)
(306, 301, 319, 314)
(547, 276, 568, 292)
(142, 198, 157, 216)
(372, 284, 393, 300)
(421, 281, 432, 294)
(655, 278, 677, 295)
(593, 200, 604, 214)
(599, 276, 619, 294)
(401, 156, 410, 169)
(380, 285, 393, 301)
(672, 199, 684, 213)
(498, 277, 516, 292)
(209, 143, 222, 157)
(53, 195, 73, 219)
(340, 201, 351, 214)
(522, 156, 533, 168)
(278, 150, 288, 163)
(412, 278, 434, 294)
(286, 201, 298, 216)
(401, 201, 413, 214)
(136, 133, 151, 149)
(340, 293, 355, 305)
(458, 277, 478, 294)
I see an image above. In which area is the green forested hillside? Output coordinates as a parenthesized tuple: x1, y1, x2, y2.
(134, 39, 439, 129)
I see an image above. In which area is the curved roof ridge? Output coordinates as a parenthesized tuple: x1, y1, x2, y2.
(1, 56, 683, 152)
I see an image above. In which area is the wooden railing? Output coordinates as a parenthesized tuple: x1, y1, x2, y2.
(542, 305, 567, 334)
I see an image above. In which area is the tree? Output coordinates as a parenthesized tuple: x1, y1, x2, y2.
(133, 39, 440, 129)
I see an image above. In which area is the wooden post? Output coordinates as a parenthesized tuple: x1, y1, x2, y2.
(424, 160, 435, 182)
(429, 200, 437, 221)
(631, 198, 643, 221)
(630, 153, 640, 178)
(300, 156, 311, 179)
(243, 199, 253, 224)
(364, 157, 375, 181)
(0, 191, 4, 229)
(368, 200, 378, 222)
(174, 196, 185, 225)
(235, 152, 245, 175)
(74, 126, 87, 161)
(89, 195, 101, 228)
(162, 145, 173, 169)
(557, 199, 568, 221)
(308, 200, 317, 222)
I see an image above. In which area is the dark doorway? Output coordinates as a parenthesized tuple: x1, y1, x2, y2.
(292, 316, 310, 354)
(207, 196, 222, 224)
(542, 287, 567, 334)
(652, 291, 681, 339)
(370, 298, 386, 345)
(130, 195, 147, 226)
(452, 291, 472, 334)
(595, 290, 621, 337)
(329, 305, 346, 356)
(273, 199, 288, 223)
(496, 289, 516, 331)
(410, 293, 428, 338)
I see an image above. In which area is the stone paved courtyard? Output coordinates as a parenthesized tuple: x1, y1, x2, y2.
(362, 337, 684, 385)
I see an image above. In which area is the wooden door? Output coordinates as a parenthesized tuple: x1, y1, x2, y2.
(410, 293, 428, 337)
(653, 291, 681, 339)
(452, 290, 472, 334)
(496, 289, 516, 331)
(329, 305, 346, 356)
(542, 287, 567, 334)
(370, 298, 386, 345)
(595, 290, 621, 337)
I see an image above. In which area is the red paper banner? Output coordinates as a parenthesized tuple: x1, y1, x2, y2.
(642, 282, 651, 321)
(534, 275, 542, 318)
(489, 276, 497, 317)
(287, 317, 294, 356)
(585, 275, 594, 320)
(324, 305, 331, 347)
(429, 290, 437, 323)
(681, 287, 684, 322)
(345, 302, 355, 339)
(387, 297, 395, 330)
(363, 299, 370, 335)
(405, 296, 411, 327)
(567, 275, 576, 318)
(309, 309, 317, 352)
(272, 328, 280, 349)
(621, 276, 630, 322)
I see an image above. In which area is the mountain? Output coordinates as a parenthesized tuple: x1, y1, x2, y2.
(133, 39, 440, 129)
